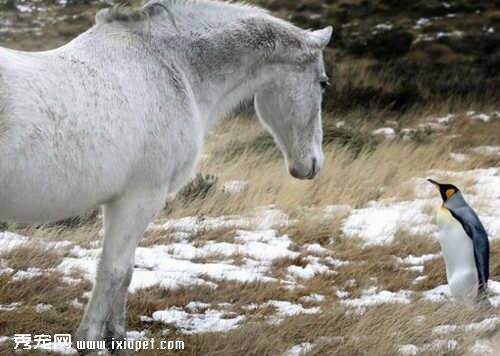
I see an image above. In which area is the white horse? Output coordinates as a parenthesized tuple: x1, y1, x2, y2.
(0, 0, 331, 352)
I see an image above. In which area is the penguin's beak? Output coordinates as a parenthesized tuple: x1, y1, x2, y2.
(427, 178, 441, 187)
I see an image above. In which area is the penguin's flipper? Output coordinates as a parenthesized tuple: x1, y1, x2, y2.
(449, 206, 490, 290)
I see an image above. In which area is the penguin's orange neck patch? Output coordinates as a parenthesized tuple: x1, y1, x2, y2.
(445, 189, 455, 199)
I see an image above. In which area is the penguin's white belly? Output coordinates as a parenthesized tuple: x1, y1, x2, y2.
(436, 207, 478, 301)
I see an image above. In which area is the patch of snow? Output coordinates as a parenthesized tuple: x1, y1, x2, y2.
(152, 307, 244, 334)
(342, 199, 436, 245)
(399, 344, 418, 356)
(413, 276, 428, 284)
(0, 266, 14, 275)
(415, 33, 435, 43)
(69, 299, 83, 309)
(62, 276, 82, 285)
(341, 288, 412, 309)
(433, 317, 500, 335)
(0, 336, 10, 344)
(265, 300, 320, 324)
(397, 254, 440, 266)
(470, 113, 492, 122)
(299, 294, 325, 303)
(233, 229, 300, 261)
(58, 228, 301, 292)
(35, 303, 53, 313)
(405, 266, 424, 273)
(222, 180, 248, 194)
(400, 128, 417, 141)
(0, 302, 21, 312)
(59, 245, 274, 292)
(0, 232, 29, 252)
(16, 4, 33, 13)
(324, 256, 350, 268)
(372, 127, 396, 139)
(302, 243, 330, 255)
(487, 281, 500, 306)
(433, 324, 458, 335)
(12, 267, 45, 281)
(345, 279, 357, 287)
(414, 316, 426, 325)
(414, 18, 430, 28)
(470, 146, 500, 156)
(287, 262, 330, 280)
(418, 114, 455, 131)
(434, 114, 455, 124)
(126, 330, 146, 340)
(140, 315, 154, 322)
(465, 317, 500, 332)
(450, 152, 469, 162)
(334, 288, 349, 299)
(185, 301, 211, 312)
(374, 23, 393, 31)
(423, 284, 450, 302)
(165, 229, 298, 262)
(400, 339, 457, 355)
(242, 303, 258, 311)
(470, 340, 496, 355)
(284, 342, 314, 356)
(150, 207, 290, 233)
(436, 30, 463, 39)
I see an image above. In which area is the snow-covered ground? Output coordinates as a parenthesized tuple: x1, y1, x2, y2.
(1, 167, 500, 353)
(343, 168, 500, 245)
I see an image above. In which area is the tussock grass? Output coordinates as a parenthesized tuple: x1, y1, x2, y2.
(1, 1, 499, 354)
(0, 244, 64, 270)
(1, 111, 498, 354)
(166, 116, 485, 219)
(0, 274, 88, 336)
(133, 301, 497, 356)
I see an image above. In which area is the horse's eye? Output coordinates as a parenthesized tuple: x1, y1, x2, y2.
(320, 80, 330, 90)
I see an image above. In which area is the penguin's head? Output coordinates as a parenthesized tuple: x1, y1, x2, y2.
(427, 179, 460, 202)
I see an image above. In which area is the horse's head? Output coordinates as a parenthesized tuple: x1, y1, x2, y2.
(254, 26, 332, 180)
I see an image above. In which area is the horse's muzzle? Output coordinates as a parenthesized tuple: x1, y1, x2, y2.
(289, 157, 318, 180)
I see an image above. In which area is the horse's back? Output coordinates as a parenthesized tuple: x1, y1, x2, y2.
(0, 46, 135, 222)
(0, 39, 200, 224)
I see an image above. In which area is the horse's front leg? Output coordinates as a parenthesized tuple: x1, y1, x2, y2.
(75, 189, 166, 354)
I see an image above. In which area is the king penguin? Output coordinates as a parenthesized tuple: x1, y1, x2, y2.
(428, 179, 490, 303)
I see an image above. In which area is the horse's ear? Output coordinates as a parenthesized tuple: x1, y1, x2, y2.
(308, 26, 333, 49)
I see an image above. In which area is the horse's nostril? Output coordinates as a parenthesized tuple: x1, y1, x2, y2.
(311, 158, 317, 175)
(289, 168, 300, 178)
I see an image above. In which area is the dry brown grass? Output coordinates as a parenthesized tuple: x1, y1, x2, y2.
(0, 244, 64, 270)
(1, 110, 499, 355)
(163, 107, 500, 222)
(0, 274, 88, 336)
(131, 301, 498, 356)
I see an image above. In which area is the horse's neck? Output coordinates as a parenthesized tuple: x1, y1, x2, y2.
(172, 17, 289, 128)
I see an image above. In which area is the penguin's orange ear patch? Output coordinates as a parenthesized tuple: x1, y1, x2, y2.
(446, 189, 455, 199)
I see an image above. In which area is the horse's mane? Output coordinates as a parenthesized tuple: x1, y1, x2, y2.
(95, 0, 314, 63)
(96, 0, 269, 30)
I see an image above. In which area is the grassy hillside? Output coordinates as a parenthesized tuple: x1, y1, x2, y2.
(1, 1, 500, 355)
(1, 0, 499, 113)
